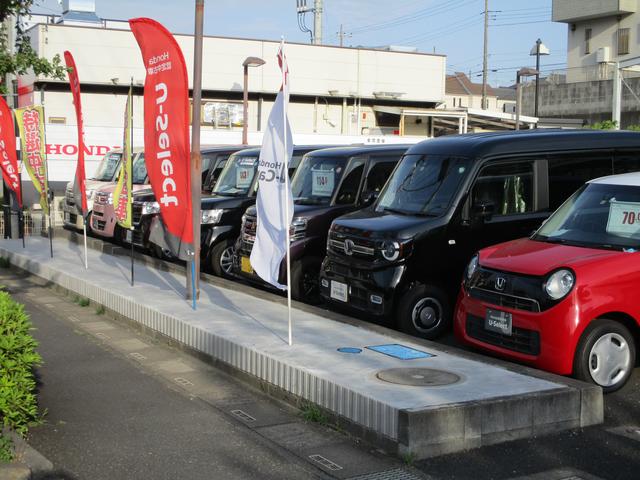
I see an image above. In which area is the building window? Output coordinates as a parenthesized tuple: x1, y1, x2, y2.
(617, 28, 630, 55)
(585, 28, 591, 54)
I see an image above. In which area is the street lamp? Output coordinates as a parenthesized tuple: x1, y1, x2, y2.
(515, 67, 539, 130)
(242, 56, 265, 145)
(529, 38, 550, 118)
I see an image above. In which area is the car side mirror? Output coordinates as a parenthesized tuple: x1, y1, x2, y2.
(473, 201, 495, 222)
(362, 191, 379, 206)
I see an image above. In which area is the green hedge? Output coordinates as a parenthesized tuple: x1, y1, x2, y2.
(0, 291, 42, 462)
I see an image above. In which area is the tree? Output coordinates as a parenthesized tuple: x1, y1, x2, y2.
(0, 0, 67, 93)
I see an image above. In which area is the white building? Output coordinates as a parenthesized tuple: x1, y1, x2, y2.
(17, 0, 447, 192)
(553, 0, 640, 82)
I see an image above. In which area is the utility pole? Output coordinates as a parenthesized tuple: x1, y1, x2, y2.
(313, 0, 323, 45)
(337, 24, 351, 47)
(481, 0, 489, 110)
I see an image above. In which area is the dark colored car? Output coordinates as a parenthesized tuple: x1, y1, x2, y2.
(201, 145, 332, 277)
(319, 129, 640, 340)
(127, 145, 246, 256)
(233, 144, 410, 302)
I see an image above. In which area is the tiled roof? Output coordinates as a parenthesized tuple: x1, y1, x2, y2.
(446, 72, 496, 97)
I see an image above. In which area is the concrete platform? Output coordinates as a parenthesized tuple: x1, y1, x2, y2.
(0, 238, 603, 458)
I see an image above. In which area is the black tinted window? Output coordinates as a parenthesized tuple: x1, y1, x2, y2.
(472, 162, 534, 216)
(335, 159, 365, 205)
(363, 161, 395, 197)
(614, 154, 640, 175)
(548, 156, 612, 210)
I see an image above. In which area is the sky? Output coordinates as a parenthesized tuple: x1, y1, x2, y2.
(32, 0, 568, 87)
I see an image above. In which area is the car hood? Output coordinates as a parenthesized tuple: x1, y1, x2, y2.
(331, 208, 435, 241)
(133, 187, 155, 202)
(480, 238, 625, 276)
(201, 194, 251, 210)
(243, 203, 334, 219)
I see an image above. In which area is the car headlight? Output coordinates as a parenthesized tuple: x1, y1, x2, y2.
(544, 269, 575, 300)
(466, 253, 479, 280)
(202, 209, 224, 225)
(380, 240, 401, 261)
(107, 193, 114, 205)
(142, 201, 160, 215)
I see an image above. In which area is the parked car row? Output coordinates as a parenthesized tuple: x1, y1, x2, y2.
(64, 129, 640, 391)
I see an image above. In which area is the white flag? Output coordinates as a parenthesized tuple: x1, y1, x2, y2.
(250, 44, 294, 289)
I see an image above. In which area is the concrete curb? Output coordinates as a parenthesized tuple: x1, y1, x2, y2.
(0, 431, 53, 479)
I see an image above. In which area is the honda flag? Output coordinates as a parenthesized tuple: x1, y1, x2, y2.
(129, 18, 193, 260)
(0, 97, 22, 208)
(15, 105, 49, 215)
(64, 51, 88, 217)
(250, 45, 293, 290)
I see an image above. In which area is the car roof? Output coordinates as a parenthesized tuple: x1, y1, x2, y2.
(589, 172, 640, 187)
(200, 145, 256, 154)
(228, 144, 348, 157)
(304, 144, 413, 157)
(406, 129, 640, 158)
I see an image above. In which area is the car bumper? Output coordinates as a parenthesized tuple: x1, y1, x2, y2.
(90, 204, 117, 238)
(318, 256, 404, 316)
(453, 286, 580, 375)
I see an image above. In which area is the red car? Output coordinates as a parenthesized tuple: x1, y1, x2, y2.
(455, 173, 640, 392)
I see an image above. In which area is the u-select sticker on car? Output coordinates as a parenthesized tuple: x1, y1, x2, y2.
(330, 280, 348, 302)
(485, 308, 512, 336)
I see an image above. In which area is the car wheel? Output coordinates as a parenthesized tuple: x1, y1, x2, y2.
(397, 284, 451, 340)
(291, 257, 322, 305)
(574, 319, 635, 393)
(210, 240, 234, 278)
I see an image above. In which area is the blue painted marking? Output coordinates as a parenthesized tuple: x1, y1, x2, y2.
(337, 347, 362, 354)
(366, 344, 434, 360)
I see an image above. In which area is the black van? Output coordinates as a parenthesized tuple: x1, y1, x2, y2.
(202, 145, 332, 277)
(233, 144, 410, 301)
(319, 129, 640, 339)
(127, 145, 248, 256)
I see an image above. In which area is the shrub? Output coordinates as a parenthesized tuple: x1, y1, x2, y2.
(0, 291, 43, 462)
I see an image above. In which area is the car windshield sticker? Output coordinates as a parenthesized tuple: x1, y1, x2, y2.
(606, 200, 640, 238)
(236, 166, 253, 188)
(311, 168, 335, 197)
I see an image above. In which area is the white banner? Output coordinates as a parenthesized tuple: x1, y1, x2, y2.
(250, 45, 294, 290)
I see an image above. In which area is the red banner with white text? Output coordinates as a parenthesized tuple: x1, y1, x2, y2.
(64, 50, 88, 217)
(0, 97, 22, 208)
(129, 17, 193, 260)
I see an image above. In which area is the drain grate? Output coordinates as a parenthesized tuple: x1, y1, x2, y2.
(231, 409, 256, 422)
(129, 352, 146, 361)
(308, 454, 343, 471)
(346, 468, 424, 480)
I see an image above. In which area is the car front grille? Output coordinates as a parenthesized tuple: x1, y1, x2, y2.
(327, 236, 375, 258)
(94, 192, 109, 206)
(132, 203, 143, 224)
(466, 314, 540, 356)
(468, 287, 540, 312)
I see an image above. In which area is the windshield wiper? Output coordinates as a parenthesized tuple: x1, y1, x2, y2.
(382, 207, 410, 215)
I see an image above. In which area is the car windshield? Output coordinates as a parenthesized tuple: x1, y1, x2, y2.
(132, 153, 148, 184)
(533, 182, 640, 251)
(212, 154, 258, 196)
(375, 154, 471, 216)
(91, 152, 122, 181)
(291, 155, 347, 205)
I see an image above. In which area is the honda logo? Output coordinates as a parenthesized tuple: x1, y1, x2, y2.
(495, 276, 507, 291)
(344, 239, 354, 256)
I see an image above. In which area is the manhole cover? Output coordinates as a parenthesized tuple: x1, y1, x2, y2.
(376, 367, 461, 386)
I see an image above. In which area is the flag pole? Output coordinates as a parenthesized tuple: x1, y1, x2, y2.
(129, 79, 134, 286)
(130, 229, 134, 286)
(281, 38, 293, 347)
(187, 0, 204, 309)
(41, 101, 54, 258)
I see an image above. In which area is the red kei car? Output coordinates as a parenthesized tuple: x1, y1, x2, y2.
(455, 173, 640, 392)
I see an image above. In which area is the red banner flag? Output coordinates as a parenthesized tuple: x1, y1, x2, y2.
(129, 18, 193, 260)
(0, 97, 22, 208)
(64, 51, 88, 217)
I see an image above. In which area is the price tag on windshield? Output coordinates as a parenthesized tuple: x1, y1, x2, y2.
(236, 166, 253, 188)
(606, 200, 640, 238)
(311, 169, 335, 197)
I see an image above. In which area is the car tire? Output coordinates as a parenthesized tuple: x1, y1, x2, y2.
(573, 319, 636, 393)
(291, 257, 322, 305)
(210, 239, 235, 278)
(397, 284, 451, 340)
(152, 244, 175, 261)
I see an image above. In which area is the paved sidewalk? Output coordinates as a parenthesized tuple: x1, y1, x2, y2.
(2, 269, 417, 480)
